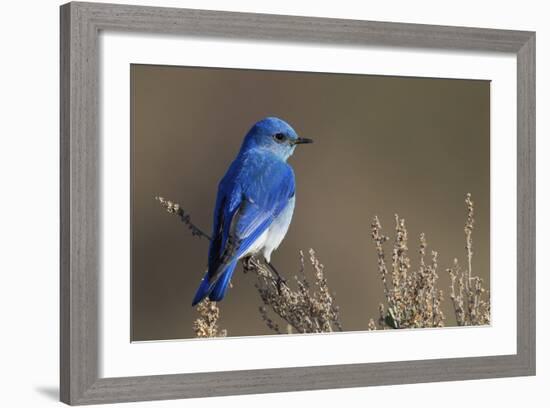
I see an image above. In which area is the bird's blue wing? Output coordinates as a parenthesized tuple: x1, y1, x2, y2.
(230, 160, 295, 257)
(232, 166, 295, 258)
(206, 186, 232, 275)
(192, 156, 295, 305)
(215, 158, 295, 278)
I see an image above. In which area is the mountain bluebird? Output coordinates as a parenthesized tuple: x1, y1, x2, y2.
(192, 117, 313, 306)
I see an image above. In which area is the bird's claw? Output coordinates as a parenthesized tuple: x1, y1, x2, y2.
(242, 256, 253, 273)
(275, 276, 287, 294)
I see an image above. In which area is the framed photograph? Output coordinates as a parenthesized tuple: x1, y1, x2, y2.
(60, 1, 535, 405)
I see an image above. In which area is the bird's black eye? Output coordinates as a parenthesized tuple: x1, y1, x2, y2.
(273, 132, 285, 142)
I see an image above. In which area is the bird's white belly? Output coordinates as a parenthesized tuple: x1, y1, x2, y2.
(242, 196, 295, 263)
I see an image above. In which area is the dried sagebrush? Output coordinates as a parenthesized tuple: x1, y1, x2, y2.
(447, 194, 490, 326)
(371, 215, 445, 329)
(244, 250, 343, 334)
(193, 298, 227, 338)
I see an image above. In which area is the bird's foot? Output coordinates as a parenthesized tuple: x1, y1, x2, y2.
(275, 276, 288, 294)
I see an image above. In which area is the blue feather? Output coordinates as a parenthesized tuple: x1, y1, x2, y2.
(208, 260, 237, 302)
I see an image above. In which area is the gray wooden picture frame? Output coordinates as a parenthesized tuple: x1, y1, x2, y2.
(60, 1, 536, 405)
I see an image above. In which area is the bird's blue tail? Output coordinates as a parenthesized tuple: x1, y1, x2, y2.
(209, 260, 237, 302)
(191, 260, 237, 306)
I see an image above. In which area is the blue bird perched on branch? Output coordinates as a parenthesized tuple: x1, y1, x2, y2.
(192, 117, 313, 306)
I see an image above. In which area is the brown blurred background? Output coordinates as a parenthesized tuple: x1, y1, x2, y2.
(131, 64, 490, 341)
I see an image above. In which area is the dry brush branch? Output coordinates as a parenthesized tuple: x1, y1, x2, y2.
(447, 193, 490, 326)
(370, 215, 445, 329)
(370, 193, 490, 329)
(244, 250, 342, 334)
(156, 196, 211, 240)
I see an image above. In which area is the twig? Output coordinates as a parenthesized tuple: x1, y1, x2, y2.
(155, 196, 212, 241)
(447, 194, 490, 326)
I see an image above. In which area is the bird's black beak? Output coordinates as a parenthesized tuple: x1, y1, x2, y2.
(294, 137, 314, 145)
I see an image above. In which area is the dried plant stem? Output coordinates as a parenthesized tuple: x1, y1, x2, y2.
(371, 217, 394, 321)
(447, 194, 490, 326)
(155, 196, 211, 240)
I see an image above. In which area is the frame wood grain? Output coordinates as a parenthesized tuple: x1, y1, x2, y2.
(60, 2, 536, 405)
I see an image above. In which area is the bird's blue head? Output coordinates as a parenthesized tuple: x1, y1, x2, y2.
(240, 117, 313, 161)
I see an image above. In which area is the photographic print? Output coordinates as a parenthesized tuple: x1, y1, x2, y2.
(131, 64, 490, 341)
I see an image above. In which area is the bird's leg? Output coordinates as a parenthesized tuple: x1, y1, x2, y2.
(267, 261, 288, 293)
(267, 261, 284, 281)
